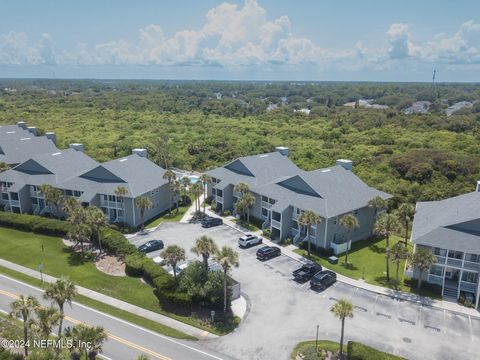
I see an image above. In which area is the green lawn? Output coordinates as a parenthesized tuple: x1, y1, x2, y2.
(294, 236, 441, 299)
(290, 340, 346, 360)
(144, 199, 193, 229)
(0, 227, 235, 335)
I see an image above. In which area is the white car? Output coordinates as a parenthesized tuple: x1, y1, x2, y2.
(238, 234, 263, 248)
(152, 256, 165, 265)
(168, 262, 188, 276)
(208, 262, 221, 272)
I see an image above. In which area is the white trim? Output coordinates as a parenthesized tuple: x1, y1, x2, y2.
(323, 217, 329, 248)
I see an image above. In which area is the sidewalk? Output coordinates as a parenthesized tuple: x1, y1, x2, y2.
(203, 209, 480, 319)
(0, 258, 218, 339)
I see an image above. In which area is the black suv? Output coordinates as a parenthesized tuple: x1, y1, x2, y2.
(256, 246, 281, 260)
(310, 270, 337, 290)
(138, 240, 164, 253)
(201, 216, 223, 228)
(293, 263, 322, 282)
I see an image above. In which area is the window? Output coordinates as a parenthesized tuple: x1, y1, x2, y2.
(433, 247, 447, 257)
(103, 195, 108, 201)
(465, 253, 480, 263)
(353, 210, 358, 215)
(429, 264, 444, 277)
(333, 217, 338, 225)
(448, 250, 463, 259)
(74, 191, 82, 197)
(65, 190, 73, 196)
(462, 271, 478, 284)
(1, 193, 8, 200)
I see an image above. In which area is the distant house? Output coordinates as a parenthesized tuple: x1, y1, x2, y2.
(206, 148, 390, 253)
(0, 124, 173, 228)
(409, 183, 480, 307)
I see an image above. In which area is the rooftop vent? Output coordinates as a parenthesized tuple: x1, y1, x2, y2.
(69, 143, 84, 152)
(275, 146, 289, 157)
(17, 121, 27, 129)
(132, 148, 148, 158)
(45, 132, 56, 144)
(336, 159, 353, 171)
(27, 126, 38, 136)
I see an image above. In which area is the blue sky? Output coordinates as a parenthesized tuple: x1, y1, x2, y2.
(0, 0, 479, 81)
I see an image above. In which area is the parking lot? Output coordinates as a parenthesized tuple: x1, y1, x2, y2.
(129, 222, 480, 360)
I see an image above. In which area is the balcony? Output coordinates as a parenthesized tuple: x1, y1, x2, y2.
(460, 281, 477, 293)
(233, 191, 242, 198)
(446, 257, 463, 268)
(291, 228, 299, 236)
(10, 200, 20, 208)
(261, 201, 272, 209)
(463, 261, 480, 271)
(292, 212, 299, 220)
(215, 195, 223, 204)
(427, 274, 443, 286)
(100, 199, 123, 209)
(434, 255, 446, 264)
(271, 219, 281, 229)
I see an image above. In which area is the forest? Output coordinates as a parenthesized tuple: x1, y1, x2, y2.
(1, 79, 479, 207)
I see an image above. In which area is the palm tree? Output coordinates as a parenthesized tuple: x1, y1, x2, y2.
(374, 213, 400, 282)
(192, 182, 203, 215)
(410, 247, 436, 289)
(396, 203, 415, 246)
(114, 185, 128, 223)
(136, 355, 150, 360)
(340, 214, 359, 265)
(162, 245, 186, 278)
(390, 242, 410, 290)
(179, 177, 191, 204)
(9, 295, 39, 356)
(171, 180, 181, 213)
(242, 192, 256, 224)
(33, 306, 61, 339)
(214, 246, 239, 313)
(368, 196, 388, 218)
(0, 161, 10, 172)
(68, 223, 92, 256)
(63, 196, 83, 221)
(191, 235, 218, 270)
(330, 298, 354, 359)
(38, 184, 64, 217)
(162, 169, 177, 215)
(44, 278, 77, 336)
(85, 206, 108, 254)
(235, 197, 246, 221)
(199, 174, 211, 214)
(136, 196, 153, 230)
(233, 182, 249, 197)
(298, 210, 322, 256)
(66, 324, 107, 360)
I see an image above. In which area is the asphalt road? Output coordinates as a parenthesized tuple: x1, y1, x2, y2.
(0, 275, 235, 360)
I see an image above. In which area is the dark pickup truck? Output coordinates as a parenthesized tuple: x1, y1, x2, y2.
(292, 263, 322, 282)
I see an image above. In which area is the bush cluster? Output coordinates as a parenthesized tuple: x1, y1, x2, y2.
(0, 212, 70, 236)
(347, 341, 405, 360)
(98, 227, 137, 257)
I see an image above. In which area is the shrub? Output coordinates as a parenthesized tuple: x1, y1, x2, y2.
(142, 257, 169, 283)
(0, 212, 69, 236)
(99, 227, 137, 257)
(347, 341, 405, 360)
(317, 247, 334, 257)
(124, 253, 145, 277)
(223, 210, 232, 217)
(262, 229, 272, 238)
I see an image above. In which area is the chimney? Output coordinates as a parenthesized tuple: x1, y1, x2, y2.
(17, 121, 27, 129)
(132, 148, 148, 158)
(69, 143, 84, 152)
(45, 132, 56, 144)
(27, 126, 38, 136)
(476, 180, 480, 192)
(275, 146, 289, 157)
(336, 159, 353, 171)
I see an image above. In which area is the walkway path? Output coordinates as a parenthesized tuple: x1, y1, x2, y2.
(0, 258, 218, 340)
(200, 208, 480, 318)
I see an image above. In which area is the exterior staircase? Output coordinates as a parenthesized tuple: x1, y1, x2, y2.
(443, 286, 458, 299)
(261, 218, 270, 230)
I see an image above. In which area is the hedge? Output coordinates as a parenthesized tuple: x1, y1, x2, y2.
(124, 253, 145, 277)
(99, 227, 137, 257)
(0, 212, 69, 236)
(142, 257, 169, 283)
(347, 341, 405, 360)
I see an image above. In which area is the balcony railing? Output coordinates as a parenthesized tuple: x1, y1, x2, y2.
(261, 201, 272, 209)
(434, 255, 446, 264)
(233, 191, 242, 198)
(446, 257, 463, 268)
(215, 195, 223, 204)
(291, 228, 299, 236)
(100, 200, 123, 209)
(460, 281, 477, 293)
(463, 261, 480, 271)
(10, 200, 20, 207)
(271, 219, 281, 229)
(427, 274, 443, 285)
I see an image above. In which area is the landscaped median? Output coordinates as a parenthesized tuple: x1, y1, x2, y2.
(291, 340, 405, 360)
(294, 236, 441, 299)
(0, 212, 239, 337)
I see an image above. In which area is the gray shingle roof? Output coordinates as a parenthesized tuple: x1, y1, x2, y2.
(0, 135, 58, 165)
(207, 152, 390, 218)
(411, 191, 480, 253)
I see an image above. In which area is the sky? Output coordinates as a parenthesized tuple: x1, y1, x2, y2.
(0, 0, 479, 82)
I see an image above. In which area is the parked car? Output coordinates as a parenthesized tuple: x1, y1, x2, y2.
(208, 262, 221, 272)
(201, 216, 223, 228)
(292, 263, 322, 282)
(310, 270, 337, 290)
(152, 256, 165, 265)
(256, 246, 281, 260)
(168, 262, 188, 277)
(138, 240, 164, 253)
(238, 234, 263, 248)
